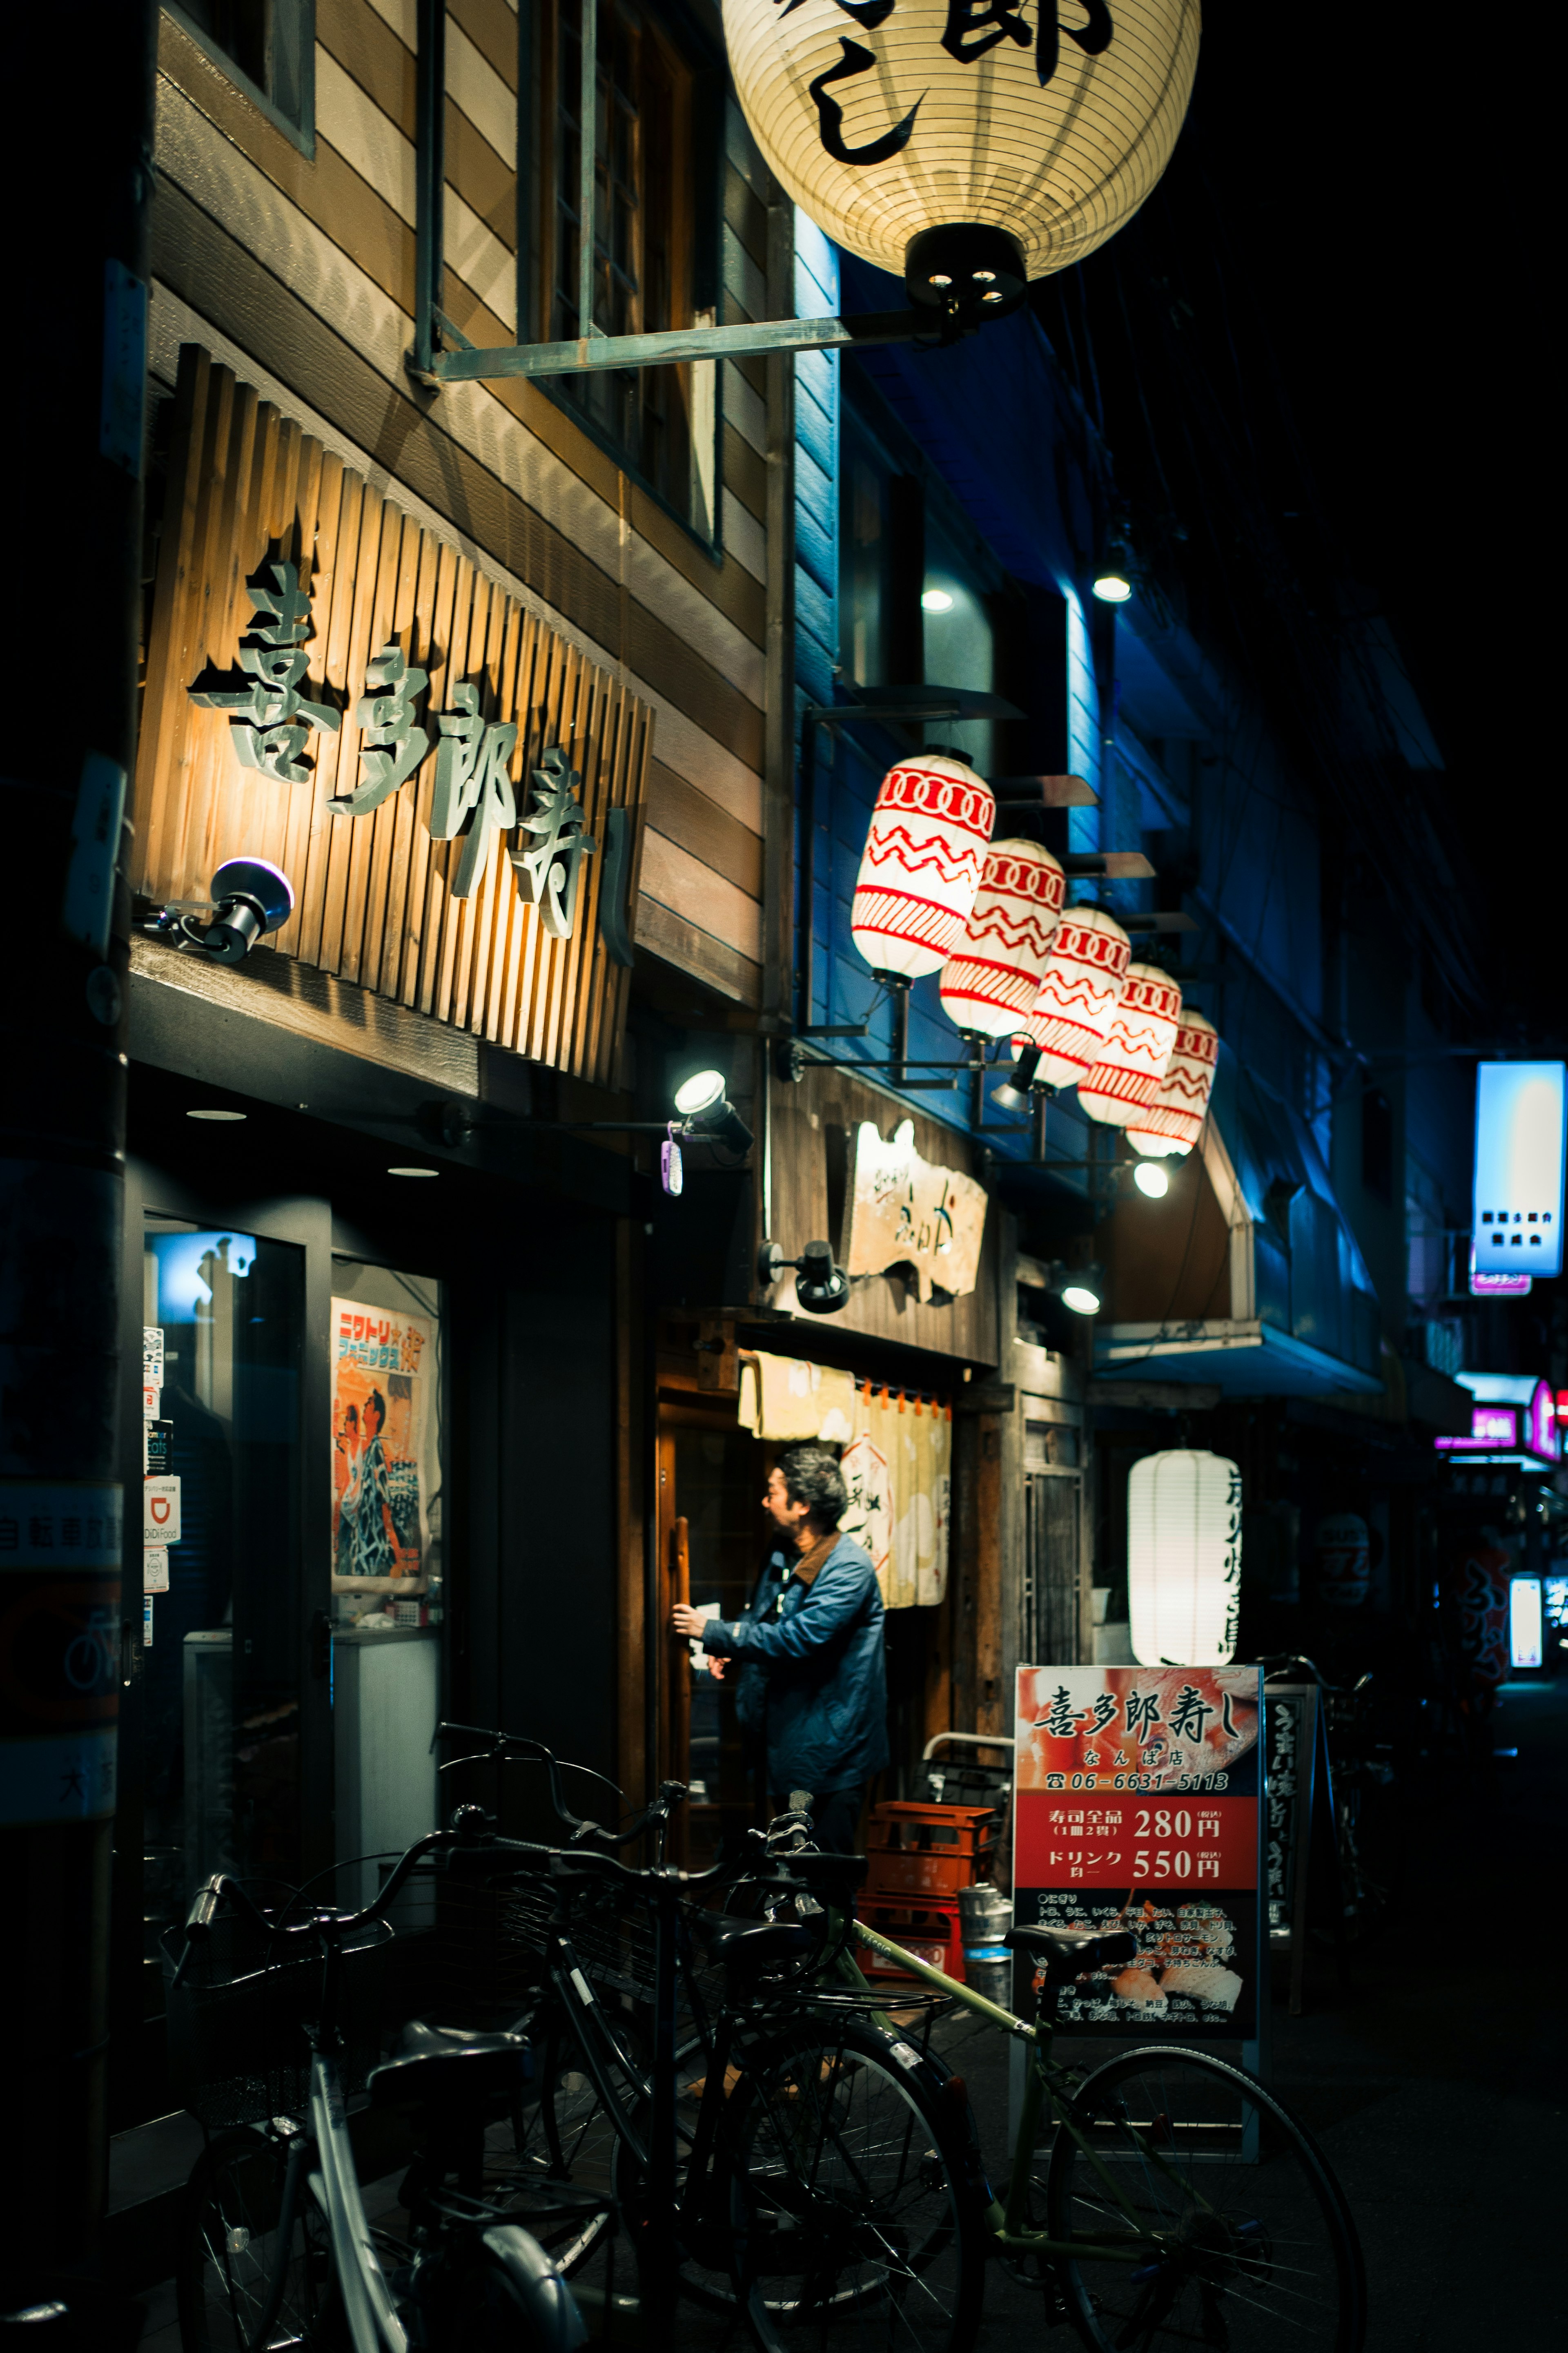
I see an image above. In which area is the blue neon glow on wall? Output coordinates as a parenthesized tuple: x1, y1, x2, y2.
(1473, 1062, 1567, 1279)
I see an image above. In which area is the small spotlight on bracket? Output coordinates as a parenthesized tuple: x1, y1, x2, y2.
(672, 1069, 754, 1155)
(1046, 1261, 1104, 1317)
(142, 857, 294, 964)
(757, 1238, 851, 1316)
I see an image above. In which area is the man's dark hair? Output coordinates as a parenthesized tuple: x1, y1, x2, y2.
(779, 1443, 847, 1530)
(367, 1387, 387, 1430)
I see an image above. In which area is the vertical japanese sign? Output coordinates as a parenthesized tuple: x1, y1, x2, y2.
(330, 1298, 436, 1590)
(1472, 1060, 1566, 1277)
(1013, 1664, 1263, 2038)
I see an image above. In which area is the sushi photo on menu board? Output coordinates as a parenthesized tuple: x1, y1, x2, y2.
(330, 1297, 434, 1588)
(1012, 1664, 1263, 2039)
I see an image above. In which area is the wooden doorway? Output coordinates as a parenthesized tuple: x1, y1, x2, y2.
(656, 1401, 771, 1865)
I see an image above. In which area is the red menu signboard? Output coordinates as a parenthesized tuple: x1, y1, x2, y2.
(1013, 1664, 1263, 2039)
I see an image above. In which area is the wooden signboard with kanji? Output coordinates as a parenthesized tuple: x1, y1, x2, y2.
(134, 346, 653, 1086)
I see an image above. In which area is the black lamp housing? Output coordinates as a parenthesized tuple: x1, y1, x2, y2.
(757, 1238, 851, 1316)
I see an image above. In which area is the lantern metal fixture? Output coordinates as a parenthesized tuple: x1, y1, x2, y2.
(401, 0, 1200, 393)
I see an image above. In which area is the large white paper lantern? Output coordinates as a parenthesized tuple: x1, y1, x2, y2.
(722, 0, 1200, 306)
(1124, 1008, 1219, 1157)
(1079, 963, 1183, 1127)
(938, 839, 1064, 1037)
(1013, 907, 1131, 1088)
(1128, 1450, 1242, 1668)
(851, 753, 996, 980)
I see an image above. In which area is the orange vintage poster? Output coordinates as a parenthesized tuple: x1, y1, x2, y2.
(330, 1296, 434, 1590)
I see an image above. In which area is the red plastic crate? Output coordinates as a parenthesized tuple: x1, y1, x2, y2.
(865, 1801, 997, 1856)
(856, 1899, 964, 1981)
(863, 1845, 996, 1898)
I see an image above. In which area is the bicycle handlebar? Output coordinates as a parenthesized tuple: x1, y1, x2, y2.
(173, 1826, 459, 1986)
(431, 1721, 686, 1853)
(1258, 1653, 1373, 1699)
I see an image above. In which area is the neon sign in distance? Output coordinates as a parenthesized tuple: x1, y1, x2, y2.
(1473, 1062, 1567, 1277)
(1510, 1578, 1544, 1672)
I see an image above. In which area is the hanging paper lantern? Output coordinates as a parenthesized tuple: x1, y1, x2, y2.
(938, 839, 1065, 1038)
(850, 753, 996, 980)
(1124, 1008, 1219, 1158)
(722, 0, 1200, 307)
(1128, 1450, 1243, 1668)
(1079, 964, 1183, 1127)
(1013, 907, 1130, 1088)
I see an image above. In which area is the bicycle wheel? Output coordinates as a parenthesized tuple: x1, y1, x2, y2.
(1046, 2046, 1365, 2351)
(177, 2128, 334, 2352)
(491, 2028, 631, 2272)
(723, 2016, 987, 2353)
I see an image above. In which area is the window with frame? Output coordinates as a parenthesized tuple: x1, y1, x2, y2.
(167, 2, 314, 146)
(532, 0, 719, 538)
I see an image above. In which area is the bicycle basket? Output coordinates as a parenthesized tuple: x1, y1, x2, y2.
(162, 1914, 395, 2133)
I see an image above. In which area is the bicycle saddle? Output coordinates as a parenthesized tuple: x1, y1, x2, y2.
(367, 2017, 527, 2112)
(1004, 1927, 1138, 1981)
(695, 1917, 816, 1975)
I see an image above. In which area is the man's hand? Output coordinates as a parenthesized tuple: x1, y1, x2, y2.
(671, 1603, 708, 1640)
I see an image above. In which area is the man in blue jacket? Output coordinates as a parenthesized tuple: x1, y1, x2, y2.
(672, 1443, 888, 1853)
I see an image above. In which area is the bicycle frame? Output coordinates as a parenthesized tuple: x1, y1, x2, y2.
(847, 1919, 1202, 2268)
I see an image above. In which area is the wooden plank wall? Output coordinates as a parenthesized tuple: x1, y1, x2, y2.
(149, 0, 771, 1008)
(766, 1061, 1002, 1366)
(135, 346, 649, 1086)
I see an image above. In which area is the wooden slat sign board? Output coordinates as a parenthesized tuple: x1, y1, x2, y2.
(134, 346, 653, 1085)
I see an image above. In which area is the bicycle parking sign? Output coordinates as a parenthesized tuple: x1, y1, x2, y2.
(1013, 1664, 1264, 2043)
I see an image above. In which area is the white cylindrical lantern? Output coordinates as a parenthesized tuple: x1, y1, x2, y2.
(1124, 1009, 1219, 1158)
(1128, 1450, 1243, 1668)
(850, 753, 996, 980)
(1079, 964, 1183, 1127)
(938, 839, 1065, 1038)
(1014, 907, 1131, 1088)
(722, 1, 1200, 300)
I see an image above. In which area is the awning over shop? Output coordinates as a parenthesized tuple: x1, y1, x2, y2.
(1093, 1050, 1384, 1401)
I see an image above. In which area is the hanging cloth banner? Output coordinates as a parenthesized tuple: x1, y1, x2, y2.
(843, 1385, 951, 1610)
(737, 1351, 857, 1443)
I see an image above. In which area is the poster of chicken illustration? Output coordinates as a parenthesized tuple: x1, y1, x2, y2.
(330, 1297, 434, 1590)
(1013, 1664, 1263, 2039)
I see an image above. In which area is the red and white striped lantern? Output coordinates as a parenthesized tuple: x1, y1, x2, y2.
(1125, 1009, 1219, 1156)
(850, 754, 996, 980)
(1079, 964, 1183, 1127)
(1014, 908, 1131, 1088)
(938, 840, 1065, 1038)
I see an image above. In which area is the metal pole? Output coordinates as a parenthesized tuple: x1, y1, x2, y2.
(578, 0, 597, 339)
(1, 0, 154, 2307)
(414, 0, 446, 375)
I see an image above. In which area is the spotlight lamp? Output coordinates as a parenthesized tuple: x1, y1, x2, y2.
(142, 857, 294, 964)
(1092, 521, 1136, 605)
(1133, 1159, 1170, 1198)
(757, 1238, 851, 1316)
(672, 1069, 753, 1155)
(1048, 1262, 1104, 1317)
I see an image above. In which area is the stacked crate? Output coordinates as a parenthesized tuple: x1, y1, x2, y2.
(857, 1802, 998, 1983)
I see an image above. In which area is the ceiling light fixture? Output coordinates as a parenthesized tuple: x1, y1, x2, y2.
(1133, 1159, 1170, 1198)
(187, 1108, 247, 1123)
(387, 1166, 440, 1179)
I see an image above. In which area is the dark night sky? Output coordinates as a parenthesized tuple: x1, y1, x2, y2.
(1062, 5, 1548, 1023)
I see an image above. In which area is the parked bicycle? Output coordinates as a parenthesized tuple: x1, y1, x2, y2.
(167, 1819, 594, 2353)
(849, 1889, 1368, 2349)
(431, 1724, 984, 2351)
(1261, 1653, 1402, 1947)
